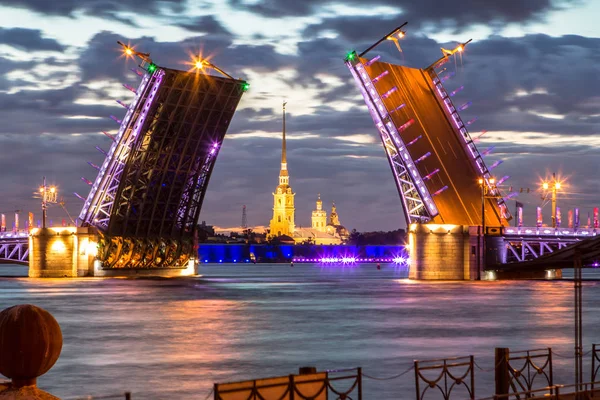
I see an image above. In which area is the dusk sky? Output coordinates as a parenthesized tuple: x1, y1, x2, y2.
(0, 0, 599, 232)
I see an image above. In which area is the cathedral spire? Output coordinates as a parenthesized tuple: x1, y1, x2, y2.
(282, 101, 287, 165)
(279, 101, 289, 184)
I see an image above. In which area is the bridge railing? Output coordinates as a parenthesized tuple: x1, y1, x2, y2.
(0, 231, 29, 240)
(504, 226, 599, 238)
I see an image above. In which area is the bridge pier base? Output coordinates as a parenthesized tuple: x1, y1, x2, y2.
(29, 227, 99, 278)
(489, 268, 563, 280)
(408, 224, 481, 280)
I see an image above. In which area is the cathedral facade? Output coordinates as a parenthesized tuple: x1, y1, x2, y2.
(268, 104, 347, 245)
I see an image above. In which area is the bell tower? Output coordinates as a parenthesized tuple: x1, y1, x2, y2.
(311, 194, 327, 232)
(268, 102, 295, 238)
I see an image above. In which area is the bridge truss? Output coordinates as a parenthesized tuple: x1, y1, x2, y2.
(78, 61, 247, 269)
(345, 47, 511, 227)
(0, 233, 29, 265)
(502, 226, 596, 263)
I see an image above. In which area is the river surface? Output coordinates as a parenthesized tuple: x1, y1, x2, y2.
(0, 263, 599, 399)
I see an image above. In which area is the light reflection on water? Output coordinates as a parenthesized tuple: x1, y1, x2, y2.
(0, 263, 599, 399)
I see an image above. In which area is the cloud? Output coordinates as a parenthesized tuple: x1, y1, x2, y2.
(229, 0, 578, 31)
(1, 8, 600, 231)
(174, 15, 233, 37)
(0, 0, 188, 18)
(0, 27, 65, 52)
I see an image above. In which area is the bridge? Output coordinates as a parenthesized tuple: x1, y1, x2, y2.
(0, 231, 28, 265)
(0, 28, 592, 279)
(344, 24, 594, 279)
(0, 44, 248, 277)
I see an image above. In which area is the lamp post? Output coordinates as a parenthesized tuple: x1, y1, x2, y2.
(542, 173, 561, 228)
(39, 177, 57, 229)
(478, 177, 496, 279)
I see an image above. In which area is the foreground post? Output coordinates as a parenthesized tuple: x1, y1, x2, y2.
(0, 304, 62, 399)
(495, 348, 509, 397)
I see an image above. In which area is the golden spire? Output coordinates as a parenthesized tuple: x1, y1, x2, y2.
(279, 101, 288, 180)
(282, 101, 287, 165)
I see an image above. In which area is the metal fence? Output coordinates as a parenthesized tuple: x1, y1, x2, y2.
(414, 356, 475, 400)
(67, 392, 131, 400)
(477, 381, 600, 400)
(214, 367, 362, 400)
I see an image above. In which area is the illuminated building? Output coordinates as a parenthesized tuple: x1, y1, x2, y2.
(268, 102, 295, 239)
(267, 105, 344, 245)
(311, 194, 327, 232)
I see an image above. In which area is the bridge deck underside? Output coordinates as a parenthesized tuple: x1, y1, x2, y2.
(366, 61, 504, 226)
(107, 69, 244, 239)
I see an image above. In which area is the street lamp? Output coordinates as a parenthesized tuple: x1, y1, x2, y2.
(39, 177, 58, 229)
(541, 173, 561, 228)
(478, 177, 496, 279)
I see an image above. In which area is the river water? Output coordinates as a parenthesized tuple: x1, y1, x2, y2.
(0, 263, 599, 399)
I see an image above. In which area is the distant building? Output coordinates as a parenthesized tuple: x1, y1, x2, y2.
(268, 102, 295, 239)
(311, 194, 327, 232)
(267, 103, 346, 245)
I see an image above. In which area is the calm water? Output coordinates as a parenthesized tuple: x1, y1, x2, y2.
(0, 263, 599, 399)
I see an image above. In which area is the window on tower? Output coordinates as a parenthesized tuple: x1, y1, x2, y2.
(278, 216, 281, 222)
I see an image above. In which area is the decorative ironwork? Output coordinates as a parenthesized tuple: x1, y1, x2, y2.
(213, 368, 362, 400)
(414, 356, 475, 400)
(505, 348, 552, 396)
(478, 381, 600, 400)
(592, 344, 600, 388)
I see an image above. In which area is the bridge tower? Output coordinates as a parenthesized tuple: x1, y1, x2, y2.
(345, 25, 511, 279)
(29, 44, 248, 277)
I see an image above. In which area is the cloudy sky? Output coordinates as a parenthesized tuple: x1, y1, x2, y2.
(0, 0, 599, 232)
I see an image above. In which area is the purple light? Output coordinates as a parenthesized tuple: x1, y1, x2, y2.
(423, 168, 440, 181)
(372, 70, 389, 84)
(210, 148, 216, 155)
(449, 86, 464, 97)
(213, 143, 219, 148)
(381, 86, 397, 99)
(365, 55, 381, 67)
(415, 152, 431, 164)
(433, 186, 448, 196)
(397, 119, 414, 132)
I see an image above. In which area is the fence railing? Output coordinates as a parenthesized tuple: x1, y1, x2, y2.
(477, 381, 600, 400)
(213, 367, 362, 400)
(414, 355, 475, 400)
(67, 392, 131, 400)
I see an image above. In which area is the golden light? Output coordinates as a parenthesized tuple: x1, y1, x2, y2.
(125, 48, 133, 56)
(397, 31, 405, 38)
(50, 187, 56, 193)
(555, 182, 561, 190)
(39, 187, 44, 193)
(478, 178, 484, 184)
(489, 178, 495, 185)
(542, 182, 549, 190)
(457, 45, 463, 52)
(194, 60, 204, 69)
